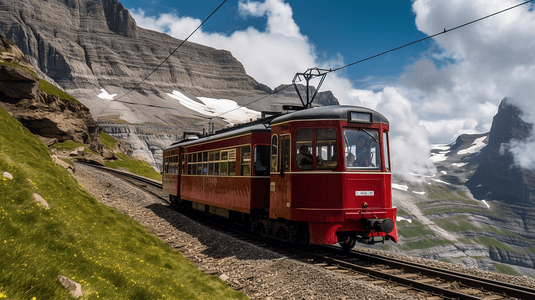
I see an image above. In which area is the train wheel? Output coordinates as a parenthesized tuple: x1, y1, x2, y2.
(339, 238, 356, 252)
(254, 222, 266, 237)
(297, 228, 311, 251)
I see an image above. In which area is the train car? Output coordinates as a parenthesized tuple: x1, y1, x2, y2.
(163, 123, 272, 218)
(162, 105, 397, 250)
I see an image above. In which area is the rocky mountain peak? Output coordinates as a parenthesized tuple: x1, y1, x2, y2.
(466, 97, 535, 205)
(487, 97, 532, 149)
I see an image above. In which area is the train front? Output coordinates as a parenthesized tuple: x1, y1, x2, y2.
(269, 106, 398, 249)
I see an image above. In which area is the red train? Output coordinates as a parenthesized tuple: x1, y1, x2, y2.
(162, 105, 398, 250)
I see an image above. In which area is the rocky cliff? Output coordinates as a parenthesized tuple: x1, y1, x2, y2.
(0, 0, 339, 169)
(0, 34, 104, 154)
(466, 98, 535, 205)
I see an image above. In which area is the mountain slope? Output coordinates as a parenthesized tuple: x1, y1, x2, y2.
(0, 0, 339, 170)
(385, 99, 535, 277)
(466, 98, 535, 205)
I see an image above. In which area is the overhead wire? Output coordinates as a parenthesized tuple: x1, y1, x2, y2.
(329, 0, 534, 73)
(93, 0, 228, 118)
(214, 0, 534, 120)
(94, 0, 533, 125)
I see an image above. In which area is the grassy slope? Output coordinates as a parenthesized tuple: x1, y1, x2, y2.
(0, 107, 247, 299)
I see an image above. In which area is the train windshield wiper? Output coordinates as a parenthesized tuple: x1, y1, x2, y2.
(361, 129, 378, 143)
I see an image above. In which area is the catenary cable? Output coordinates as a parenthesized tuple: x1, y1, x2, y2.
(214, 0, 534, 120)
(330, 0, 533, 73)
(94, 0, 228, 118)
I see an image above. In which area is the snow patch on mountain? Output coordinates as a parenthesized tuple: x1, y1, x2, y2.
(457, 136, 486, 155)
(168, 90, 261, 125)
(97, 89, 117, 100)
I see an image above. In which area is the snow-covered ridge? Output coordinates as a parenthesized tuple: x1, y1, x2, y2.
(168, 90, 261, 125)
(430, 144, 450, 162)
(457, 136, 486, 155)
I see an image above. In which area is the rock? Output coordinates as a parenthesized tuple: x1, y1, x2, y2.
(0, 0, 341, 171)
(466, 98, 535, 205)
(51, 155, 75, 174)
(0, 35, 105, 155)
(37, 135, 58, 147)
(2, 171, 13, 180)
(56, 275, 82, 298)
(0, 65, 39, 100)
(219, 273, 229, 282)
(102, 148, 115, 160)
(32, 193, 49, 209)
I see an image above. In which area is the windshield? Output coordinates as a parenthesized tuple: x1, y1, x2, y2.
(344, 128, 381, 170)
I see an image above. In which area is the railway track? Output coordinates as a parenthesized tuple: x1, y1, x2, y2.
(80, 162, 535, 300)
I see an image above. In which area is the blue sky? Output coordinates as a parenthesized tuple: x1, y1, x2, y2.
(119, 0, 430, 88)
(118, 0, 535, 174)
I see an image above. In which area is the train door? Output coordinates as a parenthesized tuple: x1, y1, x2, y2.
(270, 134, 291, 219)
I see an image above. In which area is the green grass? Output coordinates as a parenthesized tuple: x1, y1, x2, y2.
(434, 215, 520, 238)
(0, 60, 36, 75)
(457, 238, 475, 245)
(100, 132, 117, 149)
(395, 208, 409, 216)
(396, 218, 439, 238)
(0, 107, 247, 300)
(425, 186, 478, 205)
(51, 140, 96, 155)
(105, 153, 162, 181)
(0, 57, 80, 106)
(38, 79, 81, 105)
(476, 236, 520, 253)
(399, 239, 455, 250)
(435, 218, 482, 232)
(494, 264, 522, 276)
(398, 224, 436, 238)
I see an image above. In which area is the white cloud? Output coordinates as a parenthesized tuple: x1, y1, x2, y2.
(349, 87, 437, 180)
(410, 0, 535, 167)
(128, 0, 535, 176)
(130, 1, 316, 89)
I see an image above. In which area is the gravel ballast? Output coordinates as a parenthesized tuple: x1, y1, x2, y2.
(73, 164, 535, 299)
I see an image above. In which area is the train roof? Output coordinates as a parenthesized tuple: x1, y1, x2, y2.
(270, 105, 389, 126)
(164, 123, 271, 150)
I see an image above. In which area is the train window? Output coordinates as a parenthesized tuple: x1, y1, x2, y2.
(229, 149, 236, 161)
(241, 146, 251, 176)
(220, 161, 228, 175)
(196, 163, 203, 175)
(209, 151, 215, 161)
(271, 135, 278, 172)
(203, 152, 208, 162)
(181, 155, 186, 175)
(197, 153, 203, 163)
(202, 163, 208, 175)
(316, 129, 338, 170)
(192, 153, 197, 163)
(208, 163, 214, 175)
(221, 150, 229, 161)
(214, 162, 219, 175)
(254, 145, 269, 176)
(229, 161, 236, 176)
(296, 129, 313, 170)
(163, 156, 167, 173)
(344, 128, 381, 170)
(383, 131, 390, 172)
(281, 136, 291, 171)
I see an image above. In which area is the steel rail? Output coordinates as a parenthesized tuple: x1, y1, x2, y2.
(79, 162, 535, 299)
(322, 245, 535, 300)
